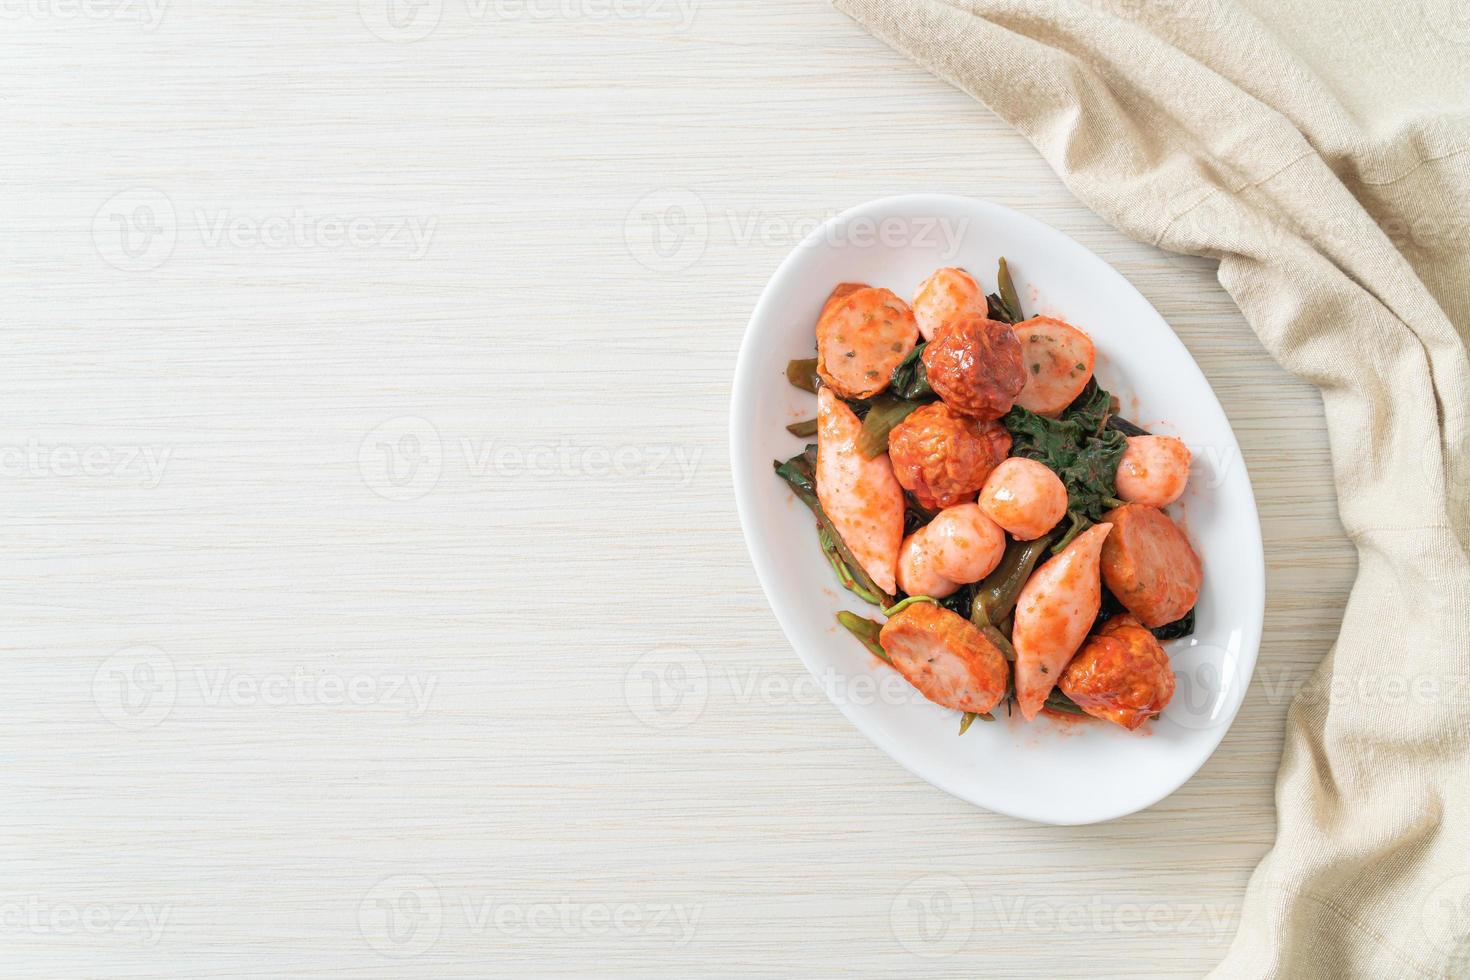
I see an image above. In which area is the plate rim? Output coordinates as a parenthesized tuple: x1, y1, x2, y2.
(729, 193, 1265, 825)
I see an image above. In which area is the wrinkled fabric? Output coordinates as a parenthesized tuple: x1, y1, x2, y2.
(832, 0, 1470, 974)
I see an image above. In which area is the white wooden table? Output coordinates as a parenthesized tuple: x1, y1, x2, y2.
(1, 1, 1355, 976)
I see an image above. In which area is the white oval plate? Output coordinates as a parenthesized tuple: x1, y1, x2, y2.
(730, 195, 1264, 825)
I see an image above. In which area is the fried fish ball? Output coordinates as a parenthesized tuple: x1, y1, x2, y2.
(1114, 435, 1191, 507)
(896, 503, 1007, 599)
(1059, 614, 1175, 731)
(921, 314, 1027, 420)
(886, 402, 1011, 510)
(912, 267, 987, 342)
(978, 457, 1069, 541)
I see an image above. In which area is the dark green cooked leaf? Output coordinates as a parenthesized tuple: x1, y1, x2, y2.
(1002, 380, 1127, 522)
(889, 343, 934, 400)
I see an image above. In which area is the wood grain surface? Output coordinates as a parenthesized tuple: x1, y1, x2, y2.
(0, 1, 1355, 976)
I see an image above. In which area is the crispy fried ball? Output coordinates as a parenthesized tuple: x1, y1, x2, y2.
(921, 314, 1027, 420)
(1058, 614, 1175, 731)
(886, 402, 1011, 510)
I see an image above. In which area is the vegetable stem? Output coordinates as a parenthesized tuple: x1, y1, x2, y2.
(837, 611, 890, 664)
(1044, 690, 1087, 716)
(998, 257, 1023, 324)
(786, 418, 818, 438)
(982, 626, 1017, 662)
(972, 533, 1055, 625)
(774, 446, 895, 606)
(1050, 511, 1092, 553)
(786, 358, 819, 394)
(857, 395, 924, 458)
(882, 595, 938, 617)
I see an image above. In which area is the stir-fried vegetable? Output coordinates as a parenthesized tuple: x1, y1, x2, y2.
(836, 611, 890, 663)
(986, 257, 1024, 325)
(856, 394, 925, 458)
(786, 418, 817, 438)
(1044, 690, 1087, 716)
(1095, 584, 1196, 641)
(786, 357, 820, 393)
(1003, 380, 1127, 527)
(970, 533, 1055, 626)
(888, 344, 934, 400)
(958, 710, 995, 735)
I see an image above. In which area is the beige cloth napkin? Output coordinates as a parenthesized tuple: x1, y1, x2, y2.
(832, 0, 1470, 975)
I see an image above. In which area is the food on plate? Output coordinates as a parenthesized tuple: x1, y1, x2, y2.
(1114, 435, 1191, 507)
(896, 503, 1007, 599)
(977, 457, 1069, 541)
(775, 258, 1200, 734)
(1003, 380, 1126, 524)
(879, 601, 1009, 714)
(1100, 502, 1203, 628)
(922, 314, 1027, 420)
(912, 267, 987, 341)
(886, 402, 1011, 510)
(1012, 315, 1096, 416)
(816, 387, 904, 595)
(1012, 523, 1112, 721)
(816, 286, 919, 400)
(1059, 614, 1175, 730)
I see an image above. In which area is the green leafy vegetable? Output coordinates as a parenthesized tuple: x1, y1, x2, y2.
(889, 344, 933, 400)
(837, 611, 890, 664)
(937, 583, 975, 619)
(1002, 380, 1127, 523)
(1151, 607, 1197, 641)
(786, 358, 819, 393)
(857, 394, 924, 458)
(773, 445, 894, 606)
(986, 294, 1014, 324)
(1094, 586, 1197, 641)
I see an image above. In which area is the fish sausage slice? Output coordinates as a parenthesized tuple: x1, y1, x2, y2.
(1012, 316, 1096, 416)
(1099, 503, 1202, 628)
(879, 601, 1009, 714)
(1012, 522, 1112, 720)
(816, 387, 904, 595)
(816, 287, 919, 400)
